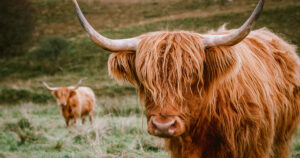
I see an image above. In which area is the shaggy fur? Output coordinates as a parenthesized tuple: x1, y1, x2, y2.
(108, 28, 300, 158)
(52, 87, 96, 127)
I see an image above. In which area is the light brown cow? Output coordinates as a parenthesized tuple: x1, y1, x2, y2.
(43, 79, 96, 127)
(73, 0, 300, 157)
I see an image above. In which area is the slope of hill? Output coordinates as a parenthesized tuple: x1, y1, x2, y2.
(0, 0, 300, 157)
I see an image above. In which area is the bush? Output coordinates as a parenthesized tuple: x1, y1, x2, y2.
(53, 140, 63, 151)
(30, 36, 70, 73)
(5, 118, 45, 145)
(73, 135, 88, 144)
(0, 88, 53, 104)
(18, 118, 32, 130)
(0, 0, 36, 58)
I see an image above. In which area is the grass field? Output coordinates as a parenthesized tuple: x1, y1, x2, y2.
(0, 0, 300, 157)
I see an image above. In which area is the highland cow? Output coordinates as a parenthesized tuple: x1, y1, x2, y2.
(43, 79, 96, 127)
(73, 0, 300, 157)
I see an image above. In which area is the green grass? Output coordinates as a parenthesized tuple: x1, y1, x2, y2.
(0, 1, 300, 157)
(0, 102, 167, 158)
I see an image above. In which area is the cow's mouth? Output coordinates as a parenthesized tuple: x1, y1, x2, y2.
(147, 115, 186, 138)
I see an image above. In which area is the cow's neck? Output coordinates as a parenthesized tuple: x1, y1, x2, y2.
(165, 135, 204, 158)
(164, 122, 225, 158)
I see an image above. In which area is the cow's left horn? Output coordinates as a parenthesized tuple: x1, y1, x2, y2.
(42, 82, 59, 91)
(72, 0, 140, 51)
(202, 0, 264, 48)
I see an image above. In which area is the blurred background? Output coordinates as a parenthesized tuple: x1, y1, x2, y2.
(0, 0, 299, 157)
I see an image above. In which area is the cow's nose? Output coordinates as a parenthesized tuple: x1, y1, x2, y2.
(151, 118, 177, 137)
(148, 116, 185, 137)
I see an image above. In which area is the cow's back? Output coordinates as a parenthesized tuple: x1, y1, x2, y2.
(235, 28, 300, 157)
(74, 87, 96, 115)
(250, 29, 300, 157)
(200, 28, 300, 157)
(245, 28, 300, 122)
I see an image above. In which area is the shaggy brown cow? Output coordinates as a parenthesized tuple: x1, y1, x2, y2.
(73, 0, 300, 157)
(43, 79, 96, 127)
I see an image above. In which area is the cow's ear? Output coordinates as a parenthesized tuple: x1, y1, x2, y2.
(203, 46, 241, 88)
(52, 90, 58, 98)
(108, 51, 138, 86)
(70, 90, 76, 98)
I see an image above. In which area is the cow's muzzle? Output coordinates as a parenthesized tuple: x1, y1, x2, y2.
(59, 101, 67, 106)
(148, 116, 185, 138)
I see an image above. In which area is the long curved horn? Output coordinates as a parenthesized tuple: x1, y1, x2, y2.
(42, 82, 59, 91)
(202, 0, 264, 47)
(71, 78, 87, 90)
(72, 0, 140, 51)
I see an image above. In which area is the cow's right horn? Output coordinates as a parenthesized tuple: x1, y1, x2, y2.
(42, 82, 59, 91)
(202, 0, 264, 48)
(71, 78, 87, 90)
(72, 0, 140, 52)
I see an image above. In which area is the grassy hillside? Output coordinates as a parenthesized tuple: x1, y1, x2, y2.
(0, 0, 300, 157)
(29, 0, 300, 39)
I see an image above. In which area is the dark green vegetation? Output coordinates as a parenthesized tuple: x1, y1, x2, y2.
(0, 88, 53, 104)
(30, 36, 71, 73)
(0, 0, 300, 157)
(0, 0, 36, 58)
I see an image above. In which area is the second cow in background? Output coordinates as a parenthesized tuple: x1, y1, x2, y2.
(43, 79, 96, 127)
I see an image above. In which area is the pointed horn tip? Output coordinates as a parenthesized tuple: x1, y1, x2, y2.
(256, 0, 265, 12)
(257, 0, 265, 12)
(77, 78, 87, 85)
(42, 81, 47, 86)
(42, 81, 50, 87)
(72, 0, 139, 51)
(72, 0, 78, 8)
(81, 77, 88, 81)
(42, 81, 59, 91)
(202, 0, 264, 48)
(248, 0, 264, 25)
(77, 78, 87, 84)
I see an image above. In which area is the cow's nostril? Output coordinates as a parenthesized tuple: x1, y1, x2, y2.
(149, 116, 185, 137)
(168, 128, 175, 135)
(152, 119, 176, 131)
